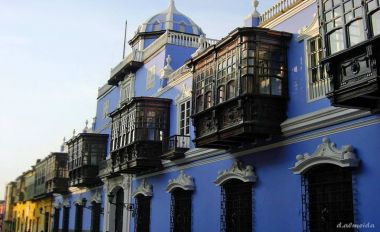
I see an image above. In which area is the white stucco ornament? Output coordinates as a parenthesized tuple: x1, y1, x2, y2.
(214, 160, 256, 186)
(290, 137, 360, 174)
(166, 170, 195, 193)
(91, 191, 102, 204)
(132, 179, 153, 198)
(62, 199, 71, 208)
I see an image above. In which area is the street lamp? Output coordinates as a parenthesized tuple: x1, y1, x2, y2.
(107, 192, 135, 212)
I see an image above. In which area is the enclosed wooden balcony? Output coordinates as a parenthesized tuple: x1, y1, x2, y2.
(45, 153, 69, 194)
(319, 0, 380, 110)
(67, 133, 108, 187)
(161, 135, 191, 160)
(190, 27, 291, 149)
(110, 97, 171, 174)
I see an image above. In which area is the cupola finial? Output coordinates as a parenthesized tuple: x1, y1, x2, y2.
(252, 0, 260, 17)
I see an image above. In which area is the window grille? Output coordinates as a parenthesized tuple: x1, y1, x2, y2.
(306, 36, 331, 101)
(221, 180, 252, 232)
(62, 206, 70, 232)
(91, 202, 101, 232)
(170, 189, 192, 232)
(115, 189, 124, 232)
(179, 100, 191, 135)
(74, 204, 83, 232)
(135, 195, 151, 232)
(301, 164, 355, 232)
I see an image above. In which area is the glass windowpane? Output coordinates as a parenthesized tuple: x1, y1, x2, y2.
(349, 19, 365, 46)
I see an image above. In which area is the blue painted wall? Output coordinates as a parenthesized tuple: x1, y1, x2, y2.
(130, 116, 380, 231)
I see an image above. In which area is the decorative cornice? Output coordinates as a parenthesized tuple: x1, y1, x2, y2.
(281, 107, 370, 137)
(134, 115, 379, 181)
(290, 137, 360, 174)
(297, 13, 319, 41)
(132, 179, 153, 198)
(62, 199, 71, 208)
(91, 191, 102, 204)
(175, 84, 191, 104)
(214, 160, 256, 186)
(74, 197, 85, 206)
(166, 170, 195, 193)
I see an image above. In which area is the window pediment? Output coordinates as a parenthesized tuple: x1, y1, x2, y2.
(132, 179, 153, 198)
(166, 170, 195, 193)
(290, 137, 360, 175)
(214, 160, 256, 186)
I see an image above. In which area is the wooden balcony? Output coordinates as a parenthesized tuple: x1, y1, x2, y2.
(325, 41, 380, 111)
(161, 135, 190, 160)
(67, 133, 108, 187)
(109, 97, 171, 174)
(190, 27, 292, 149)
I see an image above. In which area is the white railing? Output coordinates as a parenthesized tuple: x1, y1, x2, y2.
(111, 50, 143, 78)
(308, 77, 331, 101)
(260, 0, 304, 25)
(110, 31, 218, 78)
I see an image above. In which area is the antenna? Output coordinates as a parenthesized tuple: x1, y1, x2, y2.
(123, 19, 128, 59)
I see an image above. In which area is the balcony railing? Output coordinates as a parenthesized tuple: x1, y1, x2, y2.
(110, 31, 218, 81)
(162, 135, 190, 160)
(260, 0, 304, 25)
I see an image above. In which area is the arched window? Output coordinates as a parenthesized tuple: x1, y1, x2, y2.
(302, 164, 354, 231)
(135, 195, 151, 232)
(170, 189, 192, 232)
(115, 188, 124, 232)
(226, 81, 235, 100)
(74, 203, 83, 232)
(90, 202, 101, 232)
(153, 21, 161, 31)
(205, 91, 212, 109)
(218, 86, 225, 103)
(53, 208, 60, 232)
(62, 206, 70, 232)
(196, 95, 204, 112)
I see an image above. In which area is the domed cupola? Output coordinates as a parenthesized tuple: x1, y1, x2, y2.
(137, 0, 204, 35)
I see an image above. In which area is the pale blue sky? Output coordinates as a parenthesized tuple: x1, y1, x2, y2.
(0, 0, 278, 198)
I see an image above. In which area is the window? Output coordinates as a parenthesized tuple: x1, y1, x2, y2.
(205, 91, 212, 109)
(44, 212, 49, 232)
(178, 100, 191, 135)
(321, 0, 367, 55)
(170, 189, 192, 232)
(221, 180, 252, 232)
(62, 206, 70, 232)
(74, 204, 83, 232)
(301, 164, 354, 232)
(226, 80, 235, 100)
(306, 36, 331, 101)
(53, 209, 60, 232)
(194, 62, 213, 113)
(217, 86, 225, 103)
(103, 100, 110, 119)
(153, 21, 161, 31)
(90, 202, 101, 232)
(179, 22, 186, 33)
(146, 66, 156, 90)
(115, 189, 124, 232)
(135, 195, 151, 232)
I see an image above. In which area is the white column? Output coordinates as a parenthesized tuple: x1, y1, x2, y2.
(102, 179, 110, 232)
(122, 174, 132, 232)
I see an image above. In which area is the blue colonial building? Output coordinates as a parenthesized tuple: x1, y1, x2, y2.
(51, 0, 380, 232)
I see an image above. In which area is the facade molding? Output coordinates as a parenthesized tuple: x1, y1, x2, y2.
(290, 137, 360, 174)
(297, 13, 319, 42)
(281, 107, 370, 136)
(91, 191, 102, 204)
(135, 114, 380, 180)
(260, 0, 316, 29)
(214, 160, 256, 186)
(166, 170, 195, 193)
(132, 179, 153, 198)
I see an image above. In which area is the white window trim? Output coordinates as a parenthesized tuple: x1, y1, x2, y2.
(120, 73, 135, 103)
(146, 66, 156, 90)
(298, 13, 331, 103)
(102, 100, 110, 119)
(175, 84, 192, 135)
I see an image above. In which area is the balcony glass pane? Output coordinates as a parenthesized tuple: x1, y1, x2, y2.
(371, 10, 380, 35)
(368, 0, 377, 11)
(348, 19, 365, 46)
(329, 29, 344, 54)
